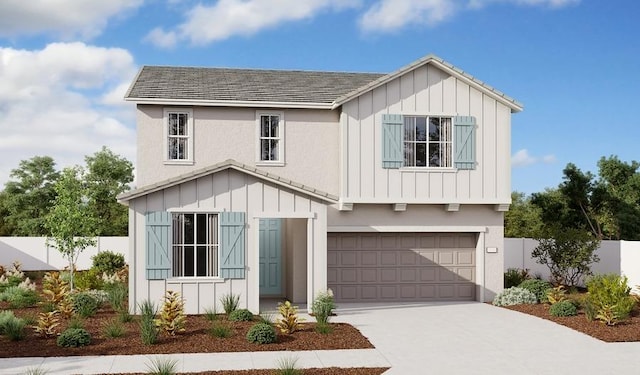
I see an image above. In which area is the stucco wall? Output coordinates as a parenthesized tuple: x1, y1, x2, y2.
(135, 106, 341, 196)
(327, 204, 505, 302)
(340, 63, 512, 205)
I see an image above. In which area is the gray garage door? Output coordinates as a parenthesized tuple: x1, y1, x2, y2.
(327, 232, 476, 302)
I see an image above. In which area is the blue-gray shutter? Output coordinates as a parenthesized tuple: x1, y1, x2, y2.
(220, 212, 246, 279)
(381, 114, 404, 169)
(454, 116, 476, 170)
(145, 212, 172, 280)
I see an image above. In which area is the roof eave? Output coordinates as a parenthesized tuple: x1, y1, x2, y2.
(331, 54, 523, 113)
(124, 97, 334, 110)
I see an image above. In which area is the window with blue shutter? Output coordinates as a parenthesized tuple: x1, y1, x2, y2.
(219, 212, 246, 279)
(453, 116, 476, 170)
(145, 212, 172, 280)
(381, 114, 404, 169)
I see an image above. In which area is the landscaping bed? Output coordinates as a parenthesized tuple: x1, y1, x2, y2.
(108, 369, 388, 375)
(504, 302, 640, 342)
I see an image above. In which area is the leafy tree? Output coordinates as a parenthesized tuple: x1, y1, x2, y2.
(504, 191, 543, 238)
(44, 167, 97, 291)
(532, 226, 600, 287)
(0, 192, 14, 235)
(84, 147, 134, 236)
(2, 156, 60, 235)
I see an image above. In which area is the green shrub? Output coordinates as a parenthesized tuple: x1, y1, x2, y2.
(220, 293, 240, 314)
(518, 279, 552, 303)
(275, 356, 301, 375)
(585, 274, 635, 326)
(139, 300, 159, 345)
(73, 269, 103, 291)
(0, 310, 17, 335)
(315, 322, 332, 334)
(246, 322, 276, 344)
(2, 286, 39, 308)
(72, 292, 100, 318)
(203, 306, 218, 321)
(209, 322, 232, 338)
(311, 290, 336, 325)
(493, 287, 537, 307)
(57, 328, 91, 347)
(103, 319, 125, 338)
(145, 357, 178, 375)
(105, 282, 128, 313)
(504, 268, 530, 288)
(22, 366, 49, 375)
(228, 308, 253, 322)
(549, 300, 578, 317)
(92, 251, 126, 275)
(3, 315, 26, 341)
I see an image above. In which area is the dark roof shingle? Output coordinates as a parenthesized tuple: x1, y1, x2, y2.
(126, 66, 384, 104)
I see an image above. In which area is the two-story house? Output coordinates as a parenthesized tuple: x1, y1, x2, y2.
(119, 54, 522, 314)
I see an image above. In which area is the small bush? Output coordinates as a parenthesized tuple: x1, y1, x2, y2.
(3, 316, 26, 341)
(139, 300, 159, 345)
(585, 274, 635, 326)
(203, 306, 218, 321)
(518, 279, 552, 303)
(57, 328, 92, 347)
(209, 322, 232, 338)
(246, 322, 276, 344)
(275, 356, 302, 375)
(311, 290, 336, 325)
(549, 300, 577, 317)
(106, 282, 128, 313)
(103, 319, 125, 338)
(275, 301, 304, 334)
(546, 285, 567, 305)
(0, 310, 17, 335)
(228, 308, 254, 322)
(493, 287, 537, 307)
(504, 268, 530, 288)
(2, 286, 39, 308)
(145, 357, 178, 375)
(315, 322, 333, 334)
(92, 251, 126, 275)
(72, 292, 100, 318)
(68, 316, 85, 330)
(74, 269, 103, 291)
(220, 293, 240, 314)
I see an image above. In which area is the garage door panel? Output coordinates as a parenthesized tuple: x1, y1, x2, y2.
(328, 232, 476, 302)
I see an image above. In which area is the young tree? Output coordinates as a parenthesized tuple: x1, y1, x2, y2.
(84, 147, 134, 236)
(44, 167, 96, 291)
(504, 191, 543, 238)
(2, 156, 60, 235)
(531, 226, 600, 287)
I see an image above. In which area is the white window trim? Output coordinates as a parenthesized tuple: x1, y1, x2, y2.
(170, 211, 220, 278)
(400, 114, 454, 170)
(163, 108, 194, 165)
(255, 111, 285, 167)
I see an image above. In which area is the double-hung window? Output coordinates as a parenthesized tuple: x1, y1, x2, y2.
(164, 108, 193, 163)
(172, 213, 218, 277)
(403, 116, 452, 168)
(257, 112, 284, 165)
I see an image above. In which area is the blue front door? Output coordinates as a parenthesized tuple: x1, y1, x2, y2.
(259, 218, 282, 295)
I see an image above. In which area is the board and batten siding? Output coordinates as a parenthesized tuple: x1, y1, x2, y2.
(340, 63, 512, 204)
(127, 168, 328, 314)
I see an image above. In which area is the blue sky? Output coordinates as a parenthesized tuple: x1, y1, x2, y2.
(0, 0, 638, 194)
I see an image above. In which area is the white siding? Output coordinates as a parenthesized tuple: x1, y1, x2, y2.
(128, 169, 328, 314)
(341, 64, 513, 204)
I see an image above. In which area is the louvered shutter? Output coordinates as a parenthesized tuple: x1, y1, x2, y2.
(220, 212, 246, 279)
(145, 212, 172, 280)
(454, 116, 476, 170)
(381, 114, 404, 169)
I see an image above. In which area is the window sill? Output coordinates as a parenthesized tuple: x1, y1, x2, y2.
(164, 160, 194, 166)
(256, 161, 285, 167)
(167, 277, 225, 283)
(400, 167, 457, 172)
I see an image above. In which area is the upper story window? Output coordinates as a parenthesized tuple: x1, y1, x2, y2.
(403, 116, 452, 168)
(172, 213, 218, 277)
(164, 108, 193, 164)
(257, 112, 284, 165)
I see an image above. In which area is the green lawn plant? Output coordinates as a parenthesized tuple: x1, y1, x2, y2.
(56, 328, 91, 347)
(203, 306, 218, 321)
(585, 274, 635, 326)
(549, 300, 578, 317)
(138, 299, 159, 345)
(504, 268, 530, 288)
(2, 314, 26, 341)
(246, 322, 276, 344)
(220, 293, 240, 314)
(228, 308, 253, 322)
(72, 292, 100, 318)
(275, 356, 302, 375)
(91, 251, 126, 275)
(492, 287, 537, 307)
(103, 319, 125, 338)
(311, 290, 336, 325)
(145, 357, 178, 375)
(209, 322, 232, 338)
(518, 279, 552, 303)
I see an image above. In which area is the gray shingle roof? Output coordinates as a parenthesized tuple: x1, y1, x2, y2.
(125, 66, 385, 105)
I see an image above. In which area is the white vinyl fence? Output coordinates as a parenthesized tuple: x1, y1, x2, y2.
(505, 238, 640, 293)
(0, 237, 128, 271)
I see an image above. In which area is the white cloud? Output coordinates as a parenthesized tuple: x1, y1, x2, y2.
(0, 43, 138, 187)
(145, 0, 361, 47)
(0, 0, 144, 39)
(360, 0, 580, 32)
(512, 149, 556, 167)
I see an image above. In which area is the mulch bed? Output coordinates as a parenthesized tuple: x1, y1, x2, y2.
(0, 303, 374, 358)
(504, 302, 640, 342)
(113, 369, 389, 375)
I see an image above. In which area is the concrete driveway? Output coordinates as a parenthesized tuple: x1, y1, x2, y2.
(334, 302, 639, 375)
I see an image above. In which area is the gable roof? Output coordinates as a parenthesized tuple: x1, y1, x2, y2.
(117, 159, 338, 204)
(125, 66, 384, 109)
(125, 54, 522, 112)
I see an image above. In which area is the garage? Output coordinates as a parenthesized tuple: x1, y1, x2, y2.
(327, 232, 477, 302)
